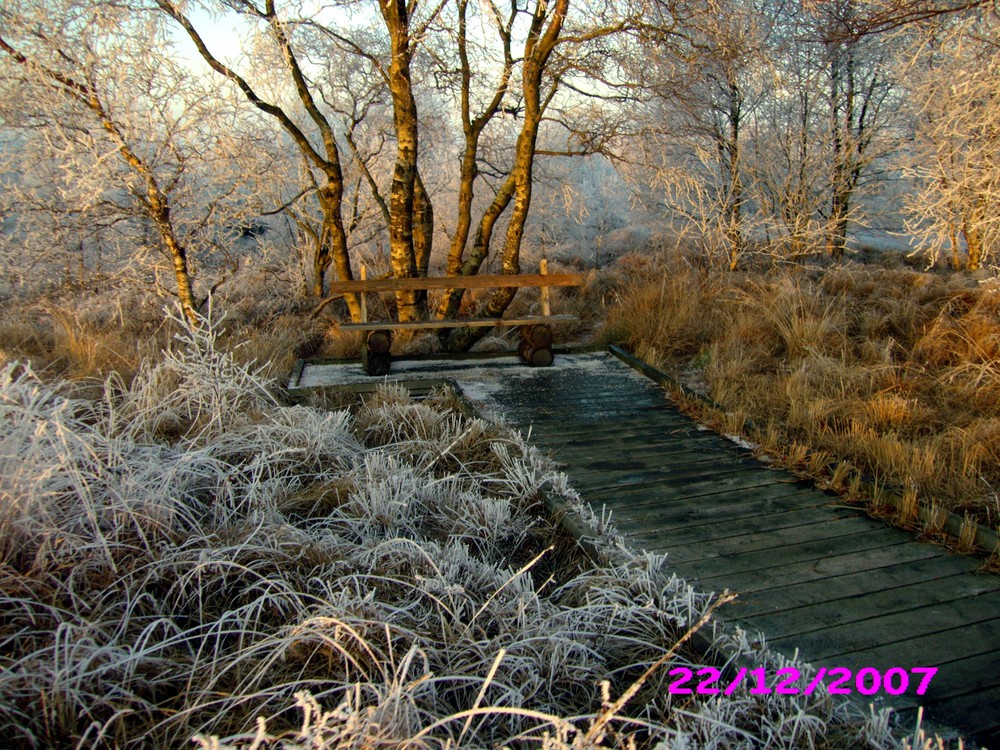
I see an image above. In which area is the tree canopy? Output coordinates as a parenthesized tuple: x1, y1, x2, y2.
(2, 0, 998, 327)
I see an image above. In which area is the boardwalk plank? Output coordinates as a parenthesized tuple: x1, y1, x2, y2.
(492, 354, 1000, 747)
(568, 457, 767, 489)
(670, 528, 914, 583)
(584, 469, 794, 504)
(552, 442, 755, 466)
(743, 573, 998, 644)
(652, 517, 882, 563)
(528, 424, 727, 448)
(613, 496, 834, 535)
(578, 478, 782, 502)
(507, 394, 668, 411)
(820, 624, 1000, 722)
(768, 592, 1000, 660)
(620, 498, 851, 537)
(693, 541, 949, 594)
(557, 444, 753, 468)
(824, 618, 1000, 668)
(734, 555, 987, 619)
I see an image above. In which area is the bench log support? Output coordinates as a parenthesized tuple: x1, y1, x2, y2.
(518, 322, 554, 367)
(361, 329, 392, 376)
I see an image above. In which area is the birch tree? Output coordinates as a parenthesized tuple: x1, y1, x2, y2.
(899, 10, 1000, 270)
(438, 0, 574, 348)
(728, 1, 900, 260)
(155, 0, 366, 319)
(364, 0, 631, 342)
(629, 0, 771, 268)
(0, 1, 254, 322)
(813, 0, 901, 259)
(803, 0, 994, 36)
(748, 24, 831, 256)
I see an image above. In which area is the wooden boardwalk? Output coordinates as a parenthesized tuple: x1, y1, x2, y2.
(295, 350, 1000, 746)
(484, 352, 1000, 747)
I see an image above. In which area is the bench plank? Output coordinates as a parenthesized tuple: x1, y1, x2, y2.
(340, 315, 578, 331)
(327, 272, 585, 294)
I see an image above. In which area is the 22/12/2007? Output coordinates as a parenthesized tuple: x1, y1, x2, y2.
(665, 666, 938, 697)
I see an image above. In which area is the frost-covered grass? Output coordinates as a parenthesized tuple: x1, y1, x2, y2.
(0, 309, 912, 748)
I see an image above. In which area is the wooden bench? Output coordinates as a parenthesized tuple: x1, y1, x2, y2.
(326, 260, 585, 375)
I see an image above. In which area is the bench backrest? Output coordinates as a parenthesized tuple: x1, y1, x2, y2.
(326, 272, 585, 293)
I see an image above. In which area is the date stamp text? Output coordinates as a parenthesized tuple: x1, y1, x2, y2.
(666, 666, 938, 697)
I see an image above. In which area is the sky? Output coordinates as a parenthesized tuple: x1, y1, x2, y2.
(168, 5, 252, 73)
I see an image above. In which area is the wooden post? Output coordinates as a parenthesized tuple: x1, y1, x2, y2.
(359, 263, 369, 323)
(358, 264, 392, 375)
(518, 340, 554, 367)
(515, 259, 555, 367)
(539, 258, 551, 317)
(520, 323, 553, 348)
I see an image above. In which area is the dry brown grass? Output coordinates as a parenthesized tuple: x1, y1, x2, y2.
(0, 289, 335, 385)
(599, 251, 725, 368)
(0, 264, 934, 748)
(606, 251, 1000, 529)
(1, 320, 903, 749)
(0, 299, 167, 381)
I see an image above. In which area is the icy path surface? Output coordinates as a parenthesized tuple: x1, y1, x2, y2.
(294, 350, 630, 423)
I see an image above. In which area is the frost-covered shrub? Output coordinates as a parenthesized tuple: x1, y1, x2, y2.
(103, 306, 279, 444)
